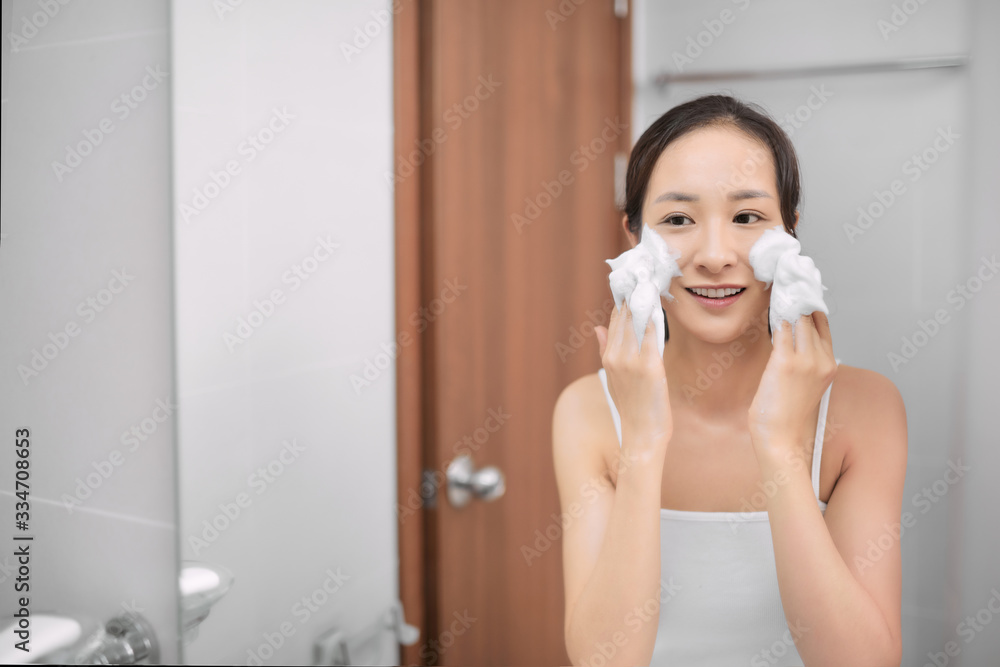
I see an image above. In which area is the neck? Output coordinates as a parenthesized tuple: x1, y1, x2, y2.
(662, 312, 772, 419)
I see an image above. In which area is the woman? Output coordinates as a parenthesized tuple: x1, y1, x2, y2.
(553, 95, 906, 666)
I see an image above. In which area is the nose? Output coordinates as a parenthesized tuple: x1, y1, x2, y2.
(691, 219, 738, 274)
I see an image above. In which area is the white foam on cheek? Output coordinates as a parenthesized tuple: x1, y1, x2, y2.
(748, 227, 829, 337)
(605, 224, 683, 358)
(748, 226, 800, 284)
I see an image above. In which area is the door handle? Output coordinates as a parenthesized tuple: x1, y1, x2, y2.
(445, 455, 505, 508)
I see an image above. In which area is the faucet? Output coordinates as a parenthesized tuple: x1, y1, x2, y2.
(0, 612, 157, 664)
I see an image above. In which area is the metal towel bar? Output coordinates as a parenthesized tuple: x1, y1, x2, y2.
(647, 54, 969, 88)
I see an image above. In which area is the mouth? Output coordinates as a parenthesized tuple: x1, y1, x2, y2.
(685, 286, 746, 308)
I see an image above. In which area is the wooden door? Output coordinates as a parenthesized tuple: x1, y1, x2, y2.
(395, 1, 631, 663)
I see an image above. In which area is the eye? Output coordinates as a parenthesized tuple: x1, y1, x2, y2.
(734, 211, 763, 224)
(661, 215, 692, 227)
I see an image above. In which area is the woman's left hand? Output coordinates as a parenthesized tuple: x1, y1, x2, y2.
(748, 311, 838, 467)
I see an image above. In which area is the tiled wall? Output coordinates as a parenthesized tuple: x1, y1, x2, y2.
(634, 0, 1000, 663)
(0, 0, 179, 662)
(170, 1, 399, 664)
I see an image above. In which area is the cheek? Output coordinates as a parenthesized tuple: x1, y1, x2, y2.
(747, 286, 771, 316)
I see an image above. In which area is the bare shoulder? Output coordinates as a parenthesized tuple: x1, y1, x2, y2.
(828, 364, 908, 467)
(554, 371, 607, 416)
(552, 372, 618, 476)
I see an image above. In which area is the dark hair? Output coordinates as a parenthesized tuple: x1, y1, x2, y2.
(624, 94, 800, 241)
(624, 94, 801, 341)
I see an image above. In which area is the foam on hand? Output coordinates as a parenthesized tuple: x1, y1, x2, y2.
(605, 224, 683, 358)
(748, 226, 829, 337)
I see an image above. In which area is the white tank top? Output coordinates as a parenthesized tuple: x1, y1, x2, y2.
(597, 363, 838, 666)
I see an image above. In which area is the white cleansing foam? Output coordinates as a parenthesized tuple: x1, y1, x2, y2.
(605, 224, 683, 358)
(748, 226, 829, 338)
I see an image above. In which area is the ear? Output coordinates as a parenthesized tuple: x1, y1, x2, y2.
(622, 214, 638, 248)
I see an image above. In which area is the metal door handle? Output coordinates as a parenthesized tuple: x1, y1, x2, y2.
(445, 455, 505, 508)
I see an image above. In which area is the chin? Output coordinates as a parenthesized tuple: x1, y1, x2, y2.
(692, 324, 747, 346)
(668, 304, 765, 346)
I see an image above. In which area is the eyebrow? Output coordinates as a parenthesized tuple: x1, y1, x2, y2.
(652, 189, 773, 203)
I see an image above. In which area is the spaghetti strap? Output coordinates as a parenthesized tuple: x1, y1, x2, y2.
(600, 361, 839, 504)
(811, 357, 841, 501)
(597, 368, 622, 445)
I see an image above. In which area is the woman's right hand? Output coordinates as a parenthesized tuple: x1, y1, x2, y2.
(595, 301, 673, 462)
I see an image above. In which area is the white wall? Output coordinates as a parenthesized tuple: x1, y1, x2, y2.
(955, 0, 1000, 663)
(170, 1, 399, 664)
(634, 0, 996, 663)
(0, 0, 179, 661)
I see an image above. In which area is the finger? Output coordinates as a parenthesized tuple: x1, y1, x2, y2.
(638, 309, 657, 356)
(794, 312, 818, 355)
(607, 299, 622, 349)
(772, 318, 792, 355)
(620, 300, 639, 355)
(813, 311, 833, 349)
(596, 325, 608, 359)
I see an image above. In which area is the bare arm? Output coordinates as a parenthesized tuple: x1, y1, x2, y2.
(552, 385, 663, 666)
(554, 382, 667, 665)
(748, 315, 905, 667)
(555, 303, 673, 665)
(759, 369, 906, 666)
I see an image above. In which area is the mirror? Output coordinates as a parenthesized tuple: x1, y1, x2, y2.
(2, 0, 997, 665)
(169, 1, 399, 664)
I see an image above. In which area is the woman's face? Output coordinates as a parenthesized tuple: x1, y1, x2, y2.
(640, 124, 790, 345)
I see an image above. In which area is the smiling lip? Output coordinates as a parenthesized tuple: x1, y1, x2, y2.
(685, 286, 746, 308)
(686, 284, 745, 289)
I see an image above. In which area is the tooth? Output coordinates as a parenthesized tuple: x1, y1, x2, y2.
(708, 289, 718, 298)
